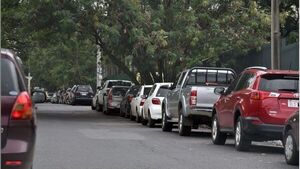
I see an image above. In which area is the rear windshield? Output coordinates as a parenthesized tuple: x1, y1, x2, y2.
(127, 86, 140, 96)
(144, 87, 152, 95)
(156, 86, 170, 97)
(112, 87, 129, 96)
(186, 69, 235, 86)
(259, 74, 299, 92)
(1, 58, 20, 96)
(77, 85, 93, 92)
(108, 81, 132, 88)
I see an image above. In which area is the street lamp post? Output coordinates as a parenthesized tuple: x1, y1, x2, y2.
(271, 0, 281, 69)
(26, 72, 33, 94)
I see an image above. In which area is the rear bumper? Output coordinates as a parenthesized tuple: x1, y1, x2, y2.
(242, 118, 284, 141)
(2, 125, 36, 169)
(188, 107, 213, 117)
(74, 97, 92, 103)
(185, 107, 213, 125)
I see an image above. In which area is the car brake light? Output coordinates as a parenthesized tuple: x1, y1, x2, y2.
(250, 91, 275, 100)
(140, 99, 146, 106)
(128, 95, 133, 102)
(108, 90, 112, 106)
(189, 90, 197, 106)
(152, 98, 160, 105)
(4, 160, 22, 166)
(11, 92, 33, 120)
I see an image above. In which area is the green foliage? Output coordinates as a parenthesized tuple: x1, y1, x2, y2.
(2, 0, 298, 87)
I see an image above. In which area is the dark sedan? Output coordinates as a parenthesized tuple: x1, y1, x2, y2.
(1, 49, 41, 169)
(283, 111, 299, 165)
(70, 85, 94, 105)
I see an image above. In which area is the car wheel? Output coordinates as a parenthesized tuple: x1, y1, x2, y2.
(235, 116, 251, 151)
(148, 111, 155, 128)
(120, 109, 125, 117)
(178, 111, 191, 136)
(95, 100, 101, 112)
(284, 130, 299, 165)
(162, 106, 172, 132)
(211, 114, 227, 145)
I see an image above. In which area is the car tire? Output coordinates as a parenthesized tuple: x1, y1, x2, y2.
(120, 109, 125, 117)
(162, 106, 172, 132)
(178, 112, 191, 136)
(284, 130, 299, 165)
(148, 111, 155, 128)
(235, 116, 251, 151)
(211, 114, 227, 145)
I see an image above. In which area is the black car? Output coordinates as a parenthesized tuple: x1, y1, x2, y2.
(283, 111, 299, 165)
(1, 49, 45, 169)
(70, 85, 94, 105)
(120, 85, 140, 117)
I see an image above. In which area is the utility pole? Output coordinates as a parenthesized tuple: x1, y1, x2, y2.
(271, 0, 281, 69)
(96, 45, 103, 88)
(26, 72, 33, 94)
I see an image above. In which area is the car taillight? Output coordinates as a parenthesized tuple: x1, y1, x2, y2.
(4, 160, 22, 166)
(140, 99, 146, 106)
(108, 90, 112, 106)
(11, 92, 33, 120)
(152, 98, 160, 105)
(250, 91, 276, 100)
(128, 95, 133, 102)
(189, 90, 197, 106)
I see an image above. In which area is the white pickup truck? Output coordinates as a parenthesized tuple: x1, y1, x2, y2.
(161, 67, 236, 136)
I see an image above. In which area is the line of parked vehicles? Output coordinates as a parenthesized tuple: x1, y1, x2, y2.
(49, 85, 94, 105)
(91, 66, 299, 166)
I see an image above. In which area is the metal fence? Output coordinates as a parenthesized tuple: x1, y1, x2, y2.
(231, 41, 299, 73)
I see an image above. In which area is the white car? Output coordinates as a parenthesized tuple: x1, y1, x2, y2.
(130, 85, 153, 121)
(142, 83, 172, 127)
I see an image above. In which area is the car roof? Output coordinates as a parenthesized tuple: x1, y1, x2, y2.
(244, 67, 299, 76)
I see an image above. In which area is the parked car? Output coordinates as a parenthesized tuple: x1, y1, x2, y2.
(32, 90, 47, 103)
(130, 85, 153, 121)
(119, 85, 141, 117)
(142, 83, 172, 127)
(161, 67, 235, 135)
(103, 86, 130, 114)
(70, 85, 94, 105)
(95, 80, 133, 111)
(51, 92, 58, 103)
(283, 111, 299, 165)
(1, 49, 45, 169)
(212, 66, 299, 151)
(46, 92, 54, 102)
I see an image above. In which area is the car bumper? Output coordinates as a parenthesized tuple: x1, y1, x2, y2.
(2, 126, 36, 169)
(74, 97, 92, 103)
(242, 118, 284, 141)
(188, 107, 213, 117)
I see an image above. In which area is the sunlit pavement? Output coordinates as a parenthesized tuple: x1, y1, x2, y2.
(33, 103, 298, 169)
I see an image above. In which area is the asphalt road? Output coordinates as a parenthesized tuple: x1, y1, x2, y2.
(33, 103, 297, 169)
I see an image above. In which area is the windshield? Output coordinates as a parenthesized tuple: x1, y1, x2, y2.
(108, 81, 132, 88)
(1, 57, 20, 96)
(259, 74, 299, 92)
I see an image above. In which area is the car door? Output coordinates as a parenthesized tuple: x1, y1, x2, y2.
(218, 74, 241, 128)
(169, 71, 187, 118)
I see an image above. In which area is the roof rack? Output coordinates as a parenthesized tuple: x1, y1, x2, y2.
(244, 66, 268, 71)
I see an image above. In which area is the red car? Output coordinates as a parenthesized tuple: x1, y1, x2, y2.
(211, 66, 299, 151)
(1, 49, 43, 169)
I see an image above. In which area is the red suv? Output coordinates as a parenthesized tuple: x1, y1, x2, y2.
(211, 66, 299, 151)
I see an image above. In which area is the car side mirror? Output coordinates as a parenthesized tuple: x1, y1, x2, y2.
(214, 87, 225, 95)
(32, 91, 47, 103)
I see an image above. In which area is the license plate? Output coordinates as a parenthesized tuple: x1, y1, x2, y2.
(81, 92, 88, 96)
(288, 100, 299, 108)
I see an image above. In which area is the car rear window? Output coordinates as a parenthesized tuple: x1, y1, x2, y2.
(112, 87, 129, 96)
(186, 69, 235, 86)
(77, 85, 93, 92)
(144, 87, 152, 95)
(156, 86, 170, 97)
(128, 86, 140, 96)
(259, 74, 299, 92)
(108, 81, 132, 88)
(1, 58, 20, 96)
